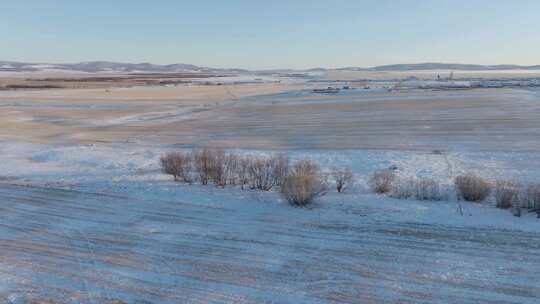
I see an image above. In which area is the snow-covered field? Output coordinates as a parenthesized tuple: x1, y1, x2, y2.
(1, 140, 540, 303)
(1, 85, 540, 303)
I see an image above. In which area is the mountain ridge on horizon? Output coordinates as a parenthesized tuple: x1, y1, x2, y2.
(1, 60, 540, 73)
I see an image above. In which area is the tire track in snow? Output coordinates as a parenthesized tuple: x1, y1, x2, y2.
(0, 184, 539, 303)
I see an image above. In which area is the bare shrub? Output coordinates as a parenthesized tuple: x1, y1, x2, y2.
(455, 174, 491, 202)
(519, 184, 540, 218)
(193, 148, 214, 185)
(494, 180, 518, 209)
(332, 167, 354, 193)
(209, 150, 240, 187)
(414, 178, 443, 201)
(520, 184, 540, 209)
(160, 152, 179, 180)
(390, 177, 443, 201)
(237, 156, 251, 190)
(368, 170, 396, 194)
(224, 153, 239, 186)
(271, 154, 289, 187)
(159, 152, 194, 183)
(208, 149, 227, 187)
(160, 152, 180, 180)
(390, 177, 415, 199)
(248, 155, 277, 191)
(281, 159, 327, 206)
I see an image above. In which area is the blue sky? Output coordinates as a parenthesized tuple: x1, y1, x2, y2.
(1, 0, 539, 69)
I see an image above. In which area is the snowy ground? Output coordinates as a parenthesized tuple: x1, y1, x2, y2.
(1, 85, 540, 303)
(2, 87, 540, 150)
(1, 141, 540, 303)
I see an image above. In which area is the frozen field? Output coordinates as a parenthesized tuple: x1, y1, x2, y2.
(1, 141, 540, 303)
(1, 84, 540, 303)
(1, 86, 540, 151)
(1, 182, 540, 304)
(0, 179, 540, 303)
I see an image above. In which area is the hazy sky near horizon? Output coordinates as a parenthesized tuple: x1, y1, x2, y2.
(1, 0, 539, 69)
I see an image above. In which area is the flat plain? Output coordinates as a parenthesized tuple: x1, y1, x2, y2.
(2, 75, 540, 151)
(1, 71, 540, 303)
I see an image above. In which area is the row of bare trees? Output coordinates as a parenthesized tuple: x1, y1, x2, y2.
(160, 149, 355, 205)
(160, 149, 290, 190)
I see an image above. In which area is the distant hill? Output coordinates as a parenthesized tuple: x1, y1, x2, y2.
(1, 61, 539, 73)
(0, 61, 248, 73)
(338, 63, 540, 72)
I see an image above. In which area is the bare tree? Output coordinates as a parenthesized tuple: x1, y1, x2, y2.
(332, 167, 354, 193)
(159, 152, 193, 183)
(160, 152, 181, 181)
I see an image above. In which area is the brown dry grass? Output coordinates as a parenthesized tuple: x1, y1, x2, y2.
(281, 159, 327, 206)
(455, 174, 491, 202)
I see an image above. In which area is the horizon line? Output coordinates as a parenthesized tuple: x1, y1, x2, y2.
(2, 60, 540, 71)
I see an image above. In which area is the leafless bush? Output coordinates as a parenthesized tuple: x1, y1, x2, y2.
(494, 180, 518, 209)
(160, 152, 179, 180)
(272, 154, 289, 187)
(209, 150, 240, 187)
(390, 177, 415, 199)
(237, 156, 251, 190)
(184, 150, 289, 190)
(530, 185, 540, 215)
(248, 155, 277, 191)
(519, 184, 540, 209)
(455, 174, 491, 202)
(281, 159, 327, 206)
(207, 149, 224, 186)
(332, 167, 354, 193)
(224, 153, 240, 186)
(414, 178, 443, 201)
(193, 148, 214, 185)
(368, 170, 396, 194)
(159, 152, 194, 183)
(390, 177, 443, 201)
(518, 184, 540, 218)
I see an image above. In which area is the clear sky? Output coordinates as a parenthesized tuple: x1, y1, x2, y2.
(1, 0, 539, 69)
